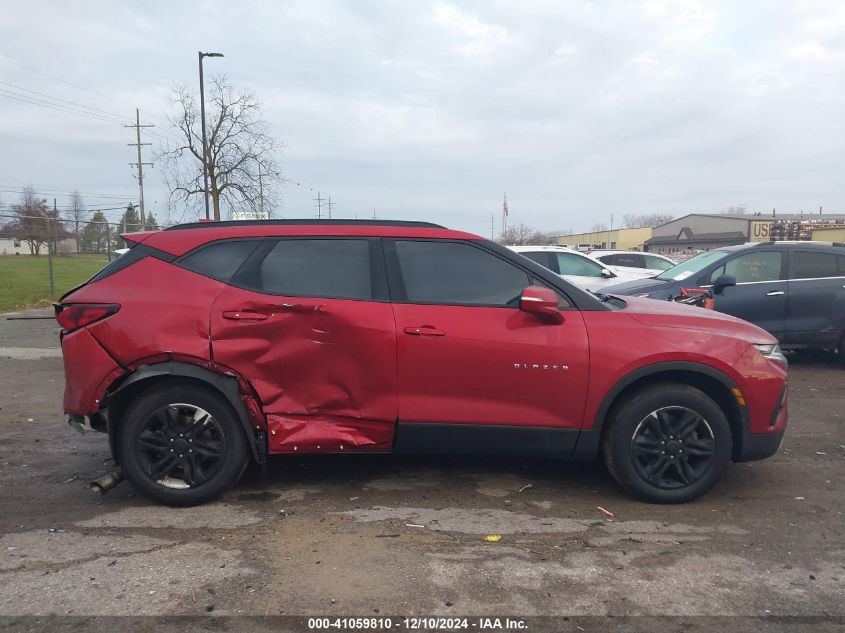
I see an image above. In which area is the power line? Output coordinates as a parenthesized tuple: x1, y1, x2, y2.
(0, 87, 130, 125)
(0, 54, 140, 113)
(0, 81, 140, 125)
(0, 204, 136, 212)
(0, 187, 137, 200)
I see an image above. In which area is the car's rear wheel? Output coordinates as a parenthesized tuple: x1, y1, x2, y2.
(117, 382, 249, 506)
(602, 383, 732, 503)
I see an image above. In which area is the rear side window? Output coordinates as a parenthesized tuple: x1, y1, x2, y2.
(179, 240, 259, 281)
(599, 253, 643, 268)
(790, 251, 840, 279)
(257, 239, 372, 299)
(643, 255, 673, 271)
(556, 252, 604, 277)
(394, 240, 530, 306)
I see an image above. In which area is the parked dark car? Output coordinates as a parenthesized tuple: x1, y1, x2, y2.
(603, 242, 845, 361)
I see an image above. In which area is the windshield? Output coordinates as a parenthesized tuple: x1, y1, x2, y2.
(656, 250, 729, 281)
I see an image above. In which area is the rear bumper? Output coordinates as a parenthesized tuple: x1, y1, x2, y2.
(62, 328, 122, 415)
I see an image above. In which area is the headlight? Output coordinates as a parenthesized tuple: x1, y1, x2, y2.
(753, 343, 787, 367)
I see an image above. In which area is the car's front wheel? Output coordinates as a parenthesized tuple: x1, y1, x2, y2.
(603, 383, 732, 503)
(117, 382, 249, 506)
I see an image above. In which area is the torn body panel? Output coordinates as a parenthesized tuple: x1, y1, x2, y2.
(268, 415, 393, 453)
(209, 286, 398, 454)
(62, 327, 122, 414)
(68, 258, 220, 366)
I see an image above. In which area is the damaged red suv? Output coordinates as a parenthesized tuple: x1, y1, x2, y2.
(58, 220, 788, 506)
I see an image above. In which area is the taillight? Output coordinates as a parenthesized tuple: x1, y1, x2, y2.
(56, 303, 120, 333)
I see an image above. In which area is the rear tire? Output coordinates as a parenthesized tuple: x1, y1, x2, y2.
(117, 382, 249, 506)
(602, 383, 732, 503)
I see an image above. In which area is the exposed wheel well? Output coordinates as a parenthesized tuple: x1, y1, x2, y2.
(106, 375, 245, 465)
(598, 370, 744, 460)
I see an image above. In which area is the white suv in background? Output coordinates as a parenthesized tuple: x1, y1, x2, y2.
(589, 250, 675, 277)
(508, 245, 643, 292)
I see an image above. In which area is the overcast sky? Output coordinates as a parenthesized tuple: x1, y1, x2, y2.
(1, 0, 844, 234)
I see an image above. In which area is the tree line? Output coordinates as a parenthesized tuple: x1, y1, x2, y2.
(498, 213, 674, 245)
(0, 186, 158, 255)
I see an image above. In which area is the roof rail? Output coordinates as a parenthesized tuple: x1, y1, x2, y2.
(163, 219, 445, 231)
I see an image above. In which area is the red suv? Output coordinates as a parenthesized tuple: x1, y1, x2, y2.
(58, 220, 788, 506)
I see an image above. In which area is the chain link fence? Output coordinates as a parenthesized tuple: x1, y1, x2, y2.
(0, 212, 159, 312)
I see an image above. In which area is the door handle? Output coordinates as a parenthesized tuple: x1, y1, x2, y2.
(766, 291, 785, 297)
(403, 325, 446, 337)
(222, 310, 268, 321)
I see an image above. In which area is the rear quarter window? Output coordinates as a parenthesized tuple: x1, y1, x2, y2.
(178, 239, 260, 282)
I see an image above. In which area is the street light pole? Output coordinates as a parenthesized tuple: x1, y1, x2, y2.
(198, 51, 224, 220)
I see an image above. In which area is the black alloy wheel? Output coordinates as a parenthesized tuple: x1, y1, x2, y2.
(118, 383, 249, 506)
(630, 406, 716, 489)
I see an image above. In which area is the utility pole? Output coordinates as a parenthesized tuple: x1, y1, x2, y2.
(502, 193, 508, 237)
(48, 198, 56, 299)
(314, 192, 324, 218)
(125, 108, 153, 227)
(258, 162, 265, 218)
(198, 51, 224, 220)
(325, 196, 335, 219)
(491, 214, 495, 240)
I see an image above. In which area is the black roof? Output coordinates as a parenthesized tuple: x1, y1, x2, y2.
(163, 219, 445, 231)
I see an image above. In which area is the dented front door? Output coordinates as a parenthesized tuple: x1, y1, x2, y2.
(208, 237, 397, 453)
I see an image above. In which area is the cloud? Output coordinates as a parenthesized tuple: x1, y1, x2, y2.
(0, 0, 843, 232)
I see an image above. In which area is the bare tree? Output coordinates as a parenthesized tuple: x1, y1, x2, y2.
(67, 189, 87, 252)
(622, 213, 639, 228)
(622, 213, 674, 228)
(724, 205, 747, 215)
(498, 223, 557, 245)
(590, 222, 608, 232)
(6, 186, 64, 255)
(159, 76, 283, 221)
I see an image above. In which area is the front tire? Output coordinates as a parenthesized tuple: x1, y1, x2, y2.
(117, 382, 249, 506)
(602, 383, 732, 503)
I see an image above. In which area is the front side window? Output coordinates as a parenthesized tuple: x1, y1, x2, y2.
(394, 240, 530, 306)
(708, 251, 783, 284)
(556, 252, 605, 277)
(790, 251, 839, 279)
(257, 239, 372, 299)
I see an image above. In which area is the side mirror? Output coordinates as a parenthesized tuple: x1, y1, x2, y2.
(520, 285, 564, 324)
(600, 268, 614, 278)
(712, 274, 736, 295)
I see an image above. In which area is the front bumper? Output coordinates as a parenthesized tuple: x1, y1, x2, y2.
(735, 385, 788, 462)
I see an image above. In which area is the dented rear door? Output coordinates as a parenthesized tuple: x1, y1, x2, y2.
(209, 237, 397, 453)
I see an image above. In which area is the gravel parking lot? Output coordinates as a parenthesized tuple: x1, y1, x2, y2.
(0, 309, 842, 630)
